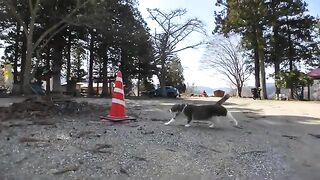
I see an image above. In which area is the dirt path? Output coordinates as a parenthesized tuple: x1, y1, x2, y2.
(0, 97, 319, 179)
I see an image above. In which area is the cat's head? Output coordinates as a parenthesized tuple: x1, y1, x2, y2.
(169, 104, 186, 113)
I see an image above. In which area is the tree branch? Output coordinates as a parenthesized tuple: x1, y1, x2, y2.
(200, 36, 252, 96)
(147, 8, 170, 34)
(171, 42, 204, 53)
(33, 0, 93, 51)
(38, 24, 69, 52)
(6, 0, 29, 37)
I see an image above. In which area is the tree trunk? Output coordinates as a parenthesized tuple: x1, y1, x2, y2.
(13, 22, 20, 84)
(66, 29, 72, 92)
(22, 35, 34, 95)
(51, 38, 64, 94)
(46, 48, 51, 94)
(254, 45, 260, 89)
(258, 47, 267, 99)
(274, 60, 280, 100)
(96, 82, 99, 95)
(300, 86, 304, 100)
(289, 47, 294, 99)
(237, 85, 242, 97)
(20, 34, 26, 93)
(88, 31, 95, 96)
(137, 60, 141, 96)
(159, 73, 167, 97)
(287, 18, 294, 99)
(137, 75, 140, 97)
(97, 62, 102, 96)
(101, 57, 109, 97)
(21, 6, 38, 95)
(160, 55, 167, 97)
(274, 58, 280, 100)
(273, 25, 281, 100)
(256, 28, 267, 99)
(76, 56, 81, 82)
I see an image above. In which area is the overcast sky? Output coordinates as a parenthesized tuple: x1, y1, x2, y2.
(138, 0, 320, 88)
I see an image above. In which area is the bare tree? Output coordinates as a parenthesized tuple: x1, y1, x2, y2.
(201, 37, 251, 97)
(147, 8, 205, 97)
(5, 0, 99, 94)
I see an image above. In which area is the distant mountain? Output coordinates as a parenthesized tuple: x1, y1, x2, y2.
(240, 83, 276, 98)
(194, 83, 276, 98)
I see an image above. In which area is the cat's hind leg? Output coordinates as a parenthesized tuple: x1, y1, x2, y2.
(208, 117, 219, 128)
(227, 112, 238, 126)
(185, 116, 193, 127)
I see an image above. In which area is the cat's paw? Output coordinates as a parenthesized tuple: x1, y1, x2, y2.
(184, 124, 191, 127)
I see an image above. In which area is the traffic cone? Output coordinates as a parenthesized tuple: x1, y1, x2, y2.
(100, 71, 135, 121)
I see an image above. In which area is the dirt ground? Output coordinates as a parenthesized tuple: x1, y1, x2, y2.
(0, 96, 320, 179)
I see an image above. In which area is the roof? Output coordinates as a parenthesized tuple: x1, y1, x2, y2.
(307, 68, 320, 78)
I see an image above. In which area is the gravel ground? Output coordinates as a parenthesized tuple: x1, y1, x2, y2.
(0, 97, 320, 179)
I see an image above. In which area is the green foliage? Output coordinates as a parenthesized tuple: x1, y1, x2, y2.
(214, 0, 319, 100)
(266, 0, 317, 68)
(215, 0, 269, 99)
(140, 78, 155, 92)
(215, 0, 319, 68)
(214, 0, 267, 35)
(276, 70, 313, 89)
(165, 56, 185, 93)
(70, 43, 87, 82)
(1, 0, 155, 94)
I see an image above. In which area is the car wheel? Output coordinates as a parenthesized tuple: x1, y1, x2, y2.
(167, 92, 174, 98)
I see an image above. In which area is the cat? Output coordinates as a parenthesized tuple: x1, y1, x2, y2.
(165, 95, 238, 128)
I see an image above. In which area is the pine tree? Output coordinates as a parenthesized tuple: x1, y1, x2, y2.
(265, 0, 318, 99)
(215, 0, 269, 99)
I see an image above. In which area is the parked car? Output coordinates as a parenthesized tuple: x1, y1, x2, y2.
(150, 86, 180, 98)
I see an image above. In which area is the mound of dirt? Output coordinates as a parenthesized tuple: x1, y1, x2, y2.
(0, 96, 102, 120)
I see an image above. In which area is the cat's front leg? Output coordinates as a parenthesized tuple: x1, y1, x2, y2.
(165, 118, 175, 125)
(185, 116, 192, 127)
(209, 123, 215, 128)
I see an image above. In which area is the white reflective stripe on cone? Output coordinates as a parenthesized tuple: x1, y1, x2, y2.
(112, 98, 126, 106)
(113, 87, 124, 94)
(116, 77, 123, 82)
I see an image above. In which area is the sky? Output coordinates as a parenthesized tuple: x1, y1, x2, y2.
(138, 0, 320, 89)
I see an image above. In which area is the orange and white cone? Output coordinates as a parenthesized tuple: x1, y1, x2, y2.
(100, 71, 135, 121)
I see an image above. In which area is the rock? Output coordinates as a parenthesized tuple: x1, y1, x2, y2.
(141, 130, 154, 135)
(52, 165, 80, 175)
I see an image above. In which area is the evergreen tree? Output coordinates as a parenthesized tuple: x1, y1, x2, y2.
(1, 0, 155, 96)
(215, 0, 268, 99)
(165, 56, 185, 93)
(265, 0, 318, 99)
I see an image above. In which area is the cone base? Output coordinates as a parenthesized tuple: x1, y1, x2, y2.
(100, 115, 136, 122)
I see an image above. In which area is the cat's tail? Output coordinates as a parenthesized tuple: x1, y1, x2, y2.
(227, 111, 238, 126)
(216, 94, 230, 105)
